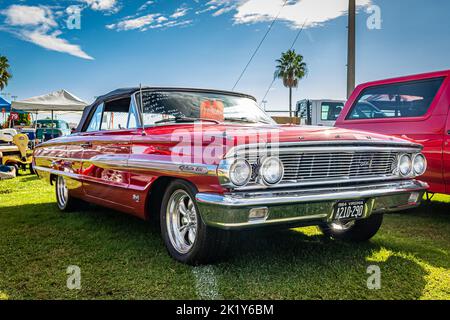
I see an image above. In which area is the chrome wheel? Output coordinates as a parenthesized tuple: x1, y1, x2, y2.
(166, 189, 198, 254)
(56, 176, 68, 208)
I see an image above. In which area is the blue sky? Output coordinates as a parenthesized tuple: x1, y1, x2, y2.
(0, 0, 449, 116)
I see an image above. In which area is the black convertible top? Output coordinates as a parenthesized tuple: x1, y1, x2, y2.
(76, 87, 256, 132)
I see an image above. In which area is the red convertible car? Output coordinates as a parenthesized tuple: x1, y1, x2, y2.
(33, 88, 428, 264)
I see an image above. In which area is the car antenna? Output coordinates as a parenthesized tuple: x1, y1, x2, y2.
(139, 83, 146, 136)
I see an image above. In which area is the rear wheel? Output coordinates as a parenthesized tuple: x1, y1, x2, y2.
(160, 180, 231, 265)
(319, 214, 383, 242)
(55, 175, 83, 212)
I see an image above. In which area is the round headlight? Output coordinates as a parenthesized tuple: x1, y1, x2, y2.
(399, 154, 412, 176)
(229, 159, 252, 187)
(260, 157, 284, 185)
(413, 153, 427, 176)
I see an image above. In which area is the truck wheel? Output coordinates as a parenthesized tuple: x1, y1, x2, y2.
(319, 214, 383, 242)
(55, 175, 83, 212)
(160, 180, 231, 265)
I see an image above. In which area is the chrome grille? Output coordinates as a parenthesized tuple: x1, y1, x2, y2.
(280, 152, 397, 182)
(246, 150, 398, 185)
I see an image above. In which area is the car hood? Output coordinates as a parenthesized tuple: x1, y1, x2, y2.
(136, 123, 420, 164)
(144, 123, 413, 145)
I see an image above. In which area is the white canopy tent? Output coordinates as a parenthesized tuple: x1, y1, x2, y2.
(11, 89, 87, 112)
(10, 90, 88, 136)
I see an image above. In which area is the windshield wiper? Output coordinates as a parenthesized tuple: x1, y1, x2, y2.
(224, 117, 271, 124)
(154, 117, 220, 125)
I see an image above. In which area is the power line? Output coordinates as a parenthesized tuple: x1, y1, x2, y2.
(259, 19, 307, 107)
(231, 0, 288, 91)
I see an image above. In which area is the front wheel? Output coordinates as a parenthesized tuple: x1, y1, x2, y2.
(160, 180, 231, 265)
(319, 214, 384, 242)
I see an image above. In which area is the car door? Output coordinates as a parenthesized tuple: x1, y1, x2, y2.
(445, 106, 450, 194)
(80, 97, 139, 212)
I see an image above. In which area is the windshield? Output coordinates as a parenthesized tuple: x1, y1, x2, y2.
(136, 91, 275, 126)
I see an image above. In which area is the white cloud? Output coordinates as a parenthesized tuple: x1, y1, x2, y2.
(233, 0, 372, 28)
(156, 16, 169, 23)
(212, 6, 235, 17)
(171, 6, 190, 19)
(107, 4, 194, 32)
(158, 19, 193, 28)
(138, 1, 154, 11)
(106, 13, 161, 31)
(1, 5, 93, 60)
(21, 30, 94, 60)
(2, 5, 56, 28)
(195, 6, 216, 15)
(205, 0, 237, 16)
(81, 0, 118, 12)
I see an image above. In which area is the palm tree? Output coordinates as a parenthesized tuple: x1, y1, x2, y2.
(274, 49, 307, 118)
(0, 55, 12, 91)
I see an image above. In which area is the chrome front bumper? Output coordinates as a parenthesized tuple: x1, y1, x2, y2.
(195, 180, 428, 230)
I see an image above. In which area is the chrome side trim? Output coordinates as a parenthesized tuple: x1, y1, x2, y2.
(34, 155, 218, 176)
(89, 155, 129, 170)
(127, 159, 217, 176)
(34, 155, 83, 163)
(34, 165, 79, 180)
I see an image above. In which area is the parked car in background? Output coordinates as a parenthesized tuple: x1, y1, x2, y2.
(297, 99, 345, 126)
(33, 87, 428, 264)
(336, 70, 450, 195)
(35, 119, 71, 141)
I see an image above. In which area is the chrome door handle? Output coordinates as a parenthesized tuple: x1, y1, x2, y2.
(80, 142, 92, 148)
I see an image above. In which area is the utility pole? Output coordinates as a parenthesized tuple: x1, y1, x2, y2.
(347, 0, 356, 99)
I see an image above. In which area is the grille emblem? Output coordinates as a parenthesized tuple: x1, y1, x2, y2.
(359, 159, 372, 169)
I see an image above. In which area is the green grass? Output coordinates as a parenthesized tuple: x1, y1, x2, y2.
(0, 175, 449, 300)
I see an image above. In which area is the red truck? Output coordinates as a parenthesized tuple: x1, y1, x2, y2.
(336, 70, 450, 195)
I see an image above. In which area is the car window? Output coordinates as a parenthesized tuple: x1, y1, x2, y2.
(86, 103, 104, 132)
(101, 97, 131, 130)
(321, 102, 344, 121)
(347, 77, 444, 120)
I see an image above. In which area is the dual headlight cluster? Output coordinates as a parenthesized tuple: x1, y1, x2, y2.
(398, 153, 427, 177)
(225, 157, 284, 188)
